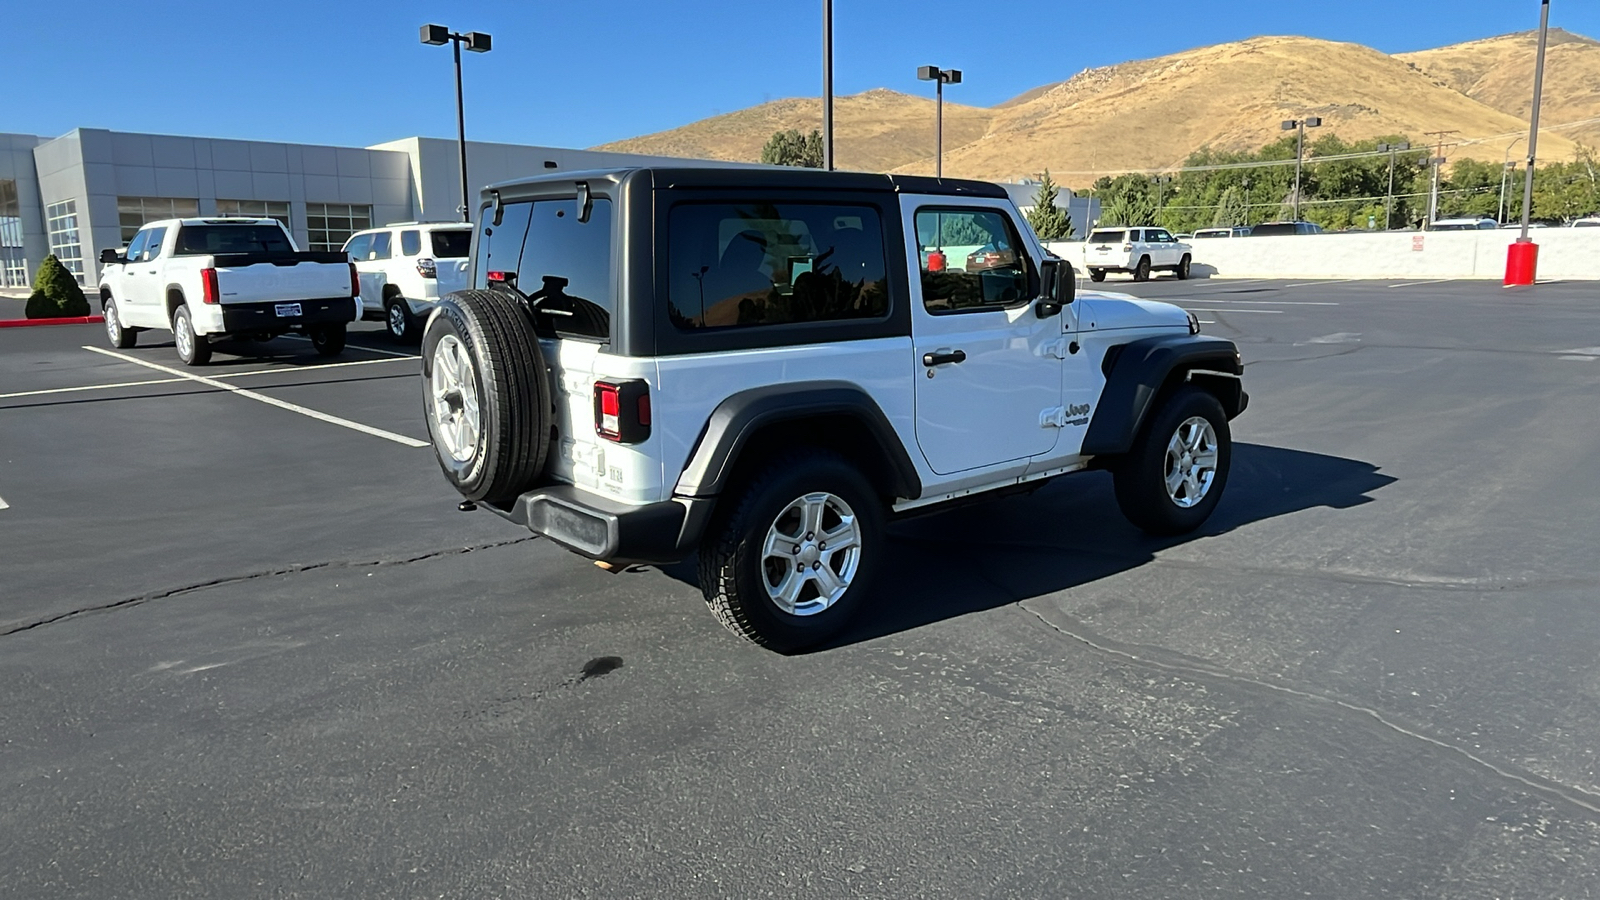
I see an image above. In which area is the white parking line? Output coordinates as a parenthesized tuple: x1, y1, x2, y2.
(0, 492, 8, 511)
(1172, 308, 1284, 314)
(1283, 279, 1361, 288)
(82, 347, 429, 448)
(0, 355, 414, 401)
(279, 334, 419, 359)
(1172, 299, 1340, 306)
(1387, 279, 1456, 288)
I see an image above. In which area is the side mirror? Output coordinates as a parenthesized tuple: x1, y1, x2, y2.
(1036, 259, 1074, 318)
(100, 248, 123, 265)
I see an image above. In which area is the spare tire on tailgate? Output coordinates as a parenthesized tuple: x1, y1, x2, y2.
(421, 288, 551, 505)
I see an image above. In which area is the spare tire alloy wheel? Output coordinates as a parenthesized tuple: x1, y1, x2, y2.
(430, 334, 480, 466)
(761, 492, 863, 616)
(421, 290, 550, 504)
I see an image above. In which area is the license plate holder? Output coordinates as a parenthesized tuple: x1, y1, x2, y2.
(274, 303, 303, 318)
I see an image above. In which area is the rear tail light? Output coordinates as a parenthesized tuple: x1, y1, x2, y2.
(1122, 243, 1133, 251)
(201, 268, 219, 304)
(593, 380, 651, 444)
(348, 262, 359, 298)
(416, 257, 437, 279)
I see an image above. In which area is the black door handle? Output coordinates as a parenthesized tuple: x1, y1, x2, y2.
(922, 349, 967, 367)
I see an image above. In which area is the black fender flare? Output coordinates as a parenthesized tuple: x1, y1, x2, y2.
(674, 381, 922, 501)
(1081, 334, 1245, 456)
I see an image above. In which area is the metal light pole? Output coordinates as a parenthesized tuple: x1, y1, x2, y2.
(422, 24, 492, 223)
(1422, 130, 1459, 228)
(822, 0, 834, 171)
(1507, 0, 1552, 285)
(918, 66, 962, 179)
(1376, 141, 1410, 230)
(1281, 116, 1322, 221)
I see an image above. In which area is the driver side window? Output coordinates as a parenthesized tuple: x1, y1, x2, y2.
(914, 208, 1032, 312)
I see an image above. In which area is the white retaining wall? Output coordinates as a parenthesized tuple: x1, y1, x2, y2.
(1045, 229, 1600, 281)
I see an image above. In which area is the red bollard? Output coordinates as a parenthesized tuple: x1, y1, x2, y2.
(1504, 240, 1539, 286)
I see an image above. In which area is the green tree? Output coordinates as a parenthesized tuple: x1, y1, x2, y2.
(25, 255, 89, 319)
(1530, 144, 1600, 222)
(1213, 186, 1248, 227)
(1025, 170, 1075, 240)
(760, 129, 824, 168)
(1097, 175, 1157, 227)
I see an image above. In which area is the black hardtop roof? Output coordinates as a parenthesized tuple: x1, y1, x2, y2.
(483, 166, 1008, 199)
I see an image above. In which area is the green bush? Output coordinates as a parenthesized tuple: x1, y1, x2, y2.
(25, 255, 90, 319)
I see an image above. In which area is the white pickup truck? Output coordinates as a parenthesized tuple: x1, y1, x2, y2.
(98, 217, 358, 365)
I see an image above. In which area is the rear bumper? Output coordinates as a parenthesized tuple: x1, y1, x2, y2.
(484, 484, 714, 565)
(219, 298, 357, 333)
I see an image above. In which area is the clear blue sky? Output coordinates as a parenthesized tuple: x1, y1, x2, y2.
(7, 0, 1596, 149)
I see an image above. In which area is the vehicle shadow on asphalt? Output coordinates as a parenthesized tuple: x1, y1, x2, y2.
(814, 443, 1395, 650)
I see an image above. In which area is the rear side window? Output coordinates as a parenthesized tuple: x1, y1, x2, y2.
(400, 230, 421, 256)
(667, 202, 888, 330)
(370, 232, 392, 260)
(474, 197, 613, 341)
(175, 225, 293, 255)
(430, 230, 471, 258)
(914, 207, 1031, 312)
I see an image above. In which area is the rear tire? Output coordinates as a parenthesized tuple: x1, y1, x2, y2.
(104, 297, 136, 349)
(421, 289, 551, 504)
(1113, 386, 1230, 536)
(1133, 256, 1152, 282)
(385, 295, 414, 342)
(698, 449, 884, 653)
(1176, 254, 1192, 280)
(173, 305, 211, 366)
(1089, 269, 1106, 283)
(309, 323, 346, 357)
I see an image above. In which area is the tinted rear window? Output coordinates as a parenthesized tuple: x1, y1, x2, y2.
(1249, 223, 1297, 236)
(1089, 230, 1126, 243)
(431, 230, 471, 258)
(175, 224, 293, 255)
(474, 197, 613, 341)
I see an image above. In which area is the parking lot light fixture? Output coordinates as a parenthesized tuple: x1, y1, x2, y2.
(421, 24, 493, 223)
(1281, 116, 1322, 222)
(917, 66, 962, 179)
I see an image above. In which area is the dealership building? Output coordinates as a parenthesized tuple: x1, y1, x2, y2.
(0, 127, 1093, 293)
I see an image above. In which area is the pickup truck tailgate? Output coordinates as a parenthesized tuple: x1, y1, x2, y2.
(215, 257, 351, 304)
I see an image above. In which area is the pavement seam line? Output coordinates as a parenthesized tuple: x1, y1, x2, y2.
(0, 536, 539, 637)
(1014, 601, 1600, 820)
(82, 346, 429, 448)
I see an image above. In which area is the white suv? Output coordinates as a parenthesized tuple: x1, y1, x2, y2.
(1084, 227, 1193, 282)
(344, 222, 473, 340)
(422, 168, 1248, 651)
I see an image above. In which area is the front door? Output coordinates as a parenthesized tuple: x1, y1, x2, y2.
(906, 202, 1064, 475)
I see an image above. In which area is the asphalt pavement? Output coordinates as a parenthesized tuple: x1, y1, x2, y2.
(2, 281, 1599, 898)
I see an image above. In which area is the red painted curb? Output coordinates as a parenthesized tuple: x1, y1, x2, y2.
(0, 315, 106, 328)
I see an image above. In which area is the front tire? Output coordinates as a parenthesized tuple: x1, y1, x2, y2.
(1113, 386, 1230, 536)
(173, 304, 211, 366)
(421, 289, 551, 504)
(309, 323, 346, 357)
(1133, 256, 1152, 282)
(104, 297, 136, 349)
(1176, 254, 1192, 280)
(1089, 268, 1107, 283)
(698, 449, 885, 653)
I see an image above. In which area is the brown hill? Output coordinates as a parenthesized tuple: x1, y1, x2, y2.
(1398, 29, 1600, 150)
(591, 88, 994, 173)
(894, 36, 1578, 182)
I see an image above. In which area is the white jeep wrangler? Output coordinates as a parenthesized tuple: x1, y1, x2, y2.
(423, 169, 1247, 651)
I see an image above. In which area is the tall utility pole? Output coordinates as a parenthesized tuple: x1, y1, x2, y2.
(1519, 0, 1552, 241)
(1500, 136, 1525, 223)
(822, 0, 834, 171)
(1280, 116, 1322, 221)
(1377, 141, 1410, 230)
(421, 25, 493, 223)
(1423, 130, 1459, 228)
(917, 67, 962, 179)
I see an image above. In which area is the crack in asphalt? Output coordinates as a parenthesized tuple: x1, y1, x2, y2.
(0, 536, 539, 638)
(1014, 599, 1600, 821)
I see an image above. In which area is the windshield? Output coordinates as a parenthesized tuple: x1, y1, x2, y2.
(431, 230, 472, 258)
(175, 224, 293, 255)
(1089, 230, 1126, 244)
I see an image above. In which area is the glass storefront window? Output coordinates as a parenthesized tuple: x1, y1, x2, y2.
(1, 179, 26, 288)
(216, 199, 291, 233)
(305, 203, 372, 252)
(117, 196, 200, 244)
(46, 200, 84, 285)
